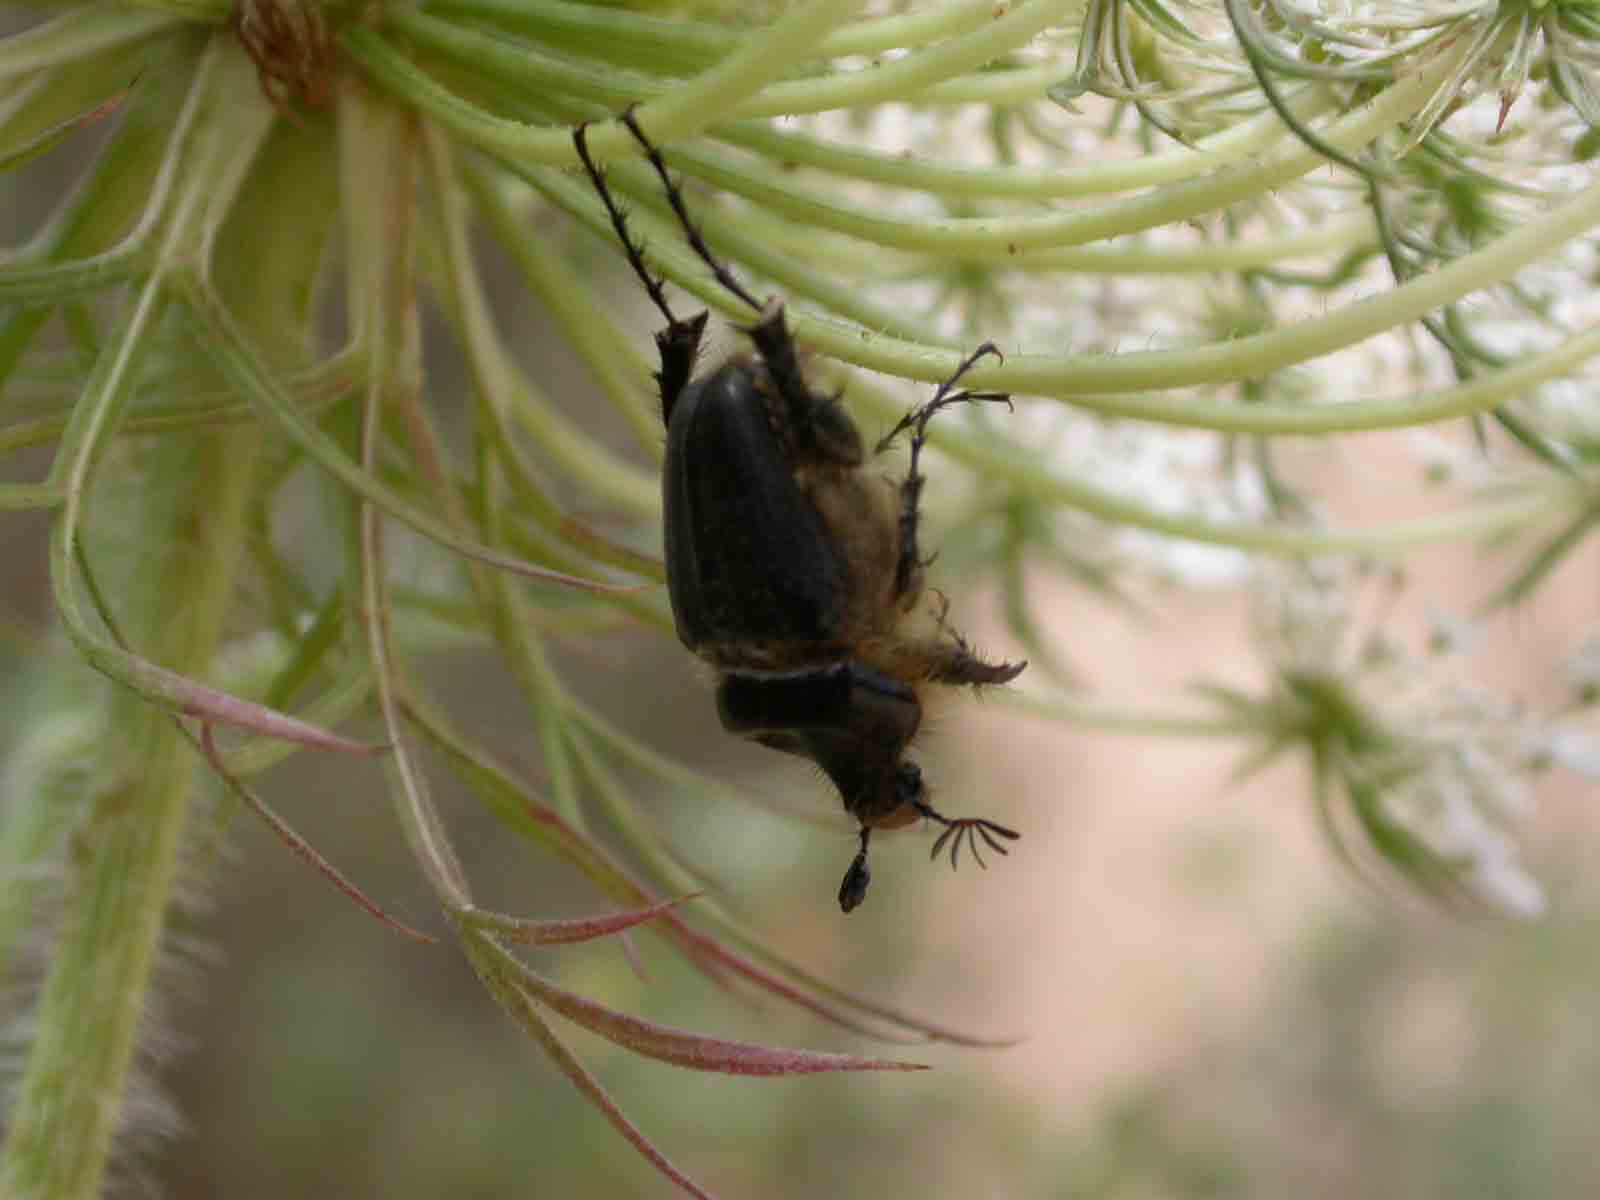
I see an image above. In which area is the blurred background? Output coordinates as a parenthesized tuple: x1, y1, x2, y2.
(3, 46, 1600, 1200)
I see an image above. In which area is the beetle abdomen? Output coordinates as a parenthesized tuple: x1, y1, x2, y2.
(663, 363, 852, 659)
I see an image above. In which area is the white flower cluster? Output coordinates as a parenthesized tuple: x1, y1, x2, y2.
(1251, 564, 1600, 917)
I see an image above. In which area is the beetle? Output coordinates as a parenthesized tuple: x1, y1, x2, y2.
(573, 110, 1026, 913)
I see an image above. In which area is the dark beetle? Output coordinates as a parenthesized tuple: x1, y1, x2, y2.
(574, 111, 1026, 913)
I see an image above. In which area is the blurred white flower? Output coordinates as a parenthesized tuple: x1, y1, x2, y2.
(1226, 564, 1559, 916)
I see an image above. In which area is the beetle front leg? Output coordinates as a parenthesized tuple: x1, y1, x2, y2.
(915, 800, 1020, 871)
(878, 344, 1013, 600)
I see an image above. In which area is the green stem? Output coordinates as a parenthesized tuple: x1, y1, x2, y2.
(0, 7, 180, 82)
(998, 215, 1375, 273)
(713, 88, 1330, 200)
(1004, 691, 1263, 737)
(0, 39, 310, 1195)
(638, 64, 1451, 258)
(525, 131, 1600, 437)
(759, 173, 1600, 409)
(723, 0, 1073, 117)
(430, 0, 1003, 65)
(842, 369, 1588, 556)
(0, 433, 260, 1200)
(352, 0, 864, 164)
(44, 42, 269, 734)
(342, 76, 472, 909)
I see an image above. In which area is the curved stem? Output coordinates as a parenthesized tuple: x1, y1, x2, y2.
(1004, 691, 1262, 738)
(734, 0, 1077, 117)
(714, 89, 1328, 200)
(461, 158, 664, 473)
(653, 58, 1460, 257)
(844, 369, 1588, 556)
(0, 7, 179, 82)
(352, 0, 865, 165)
(653, 173, 1600, 406)
(343, 77, 472, 908)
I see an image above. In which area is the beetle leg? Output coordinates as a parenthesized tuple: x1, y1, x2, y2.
(922, 637, 1028, 687)
(618, 107, 763, 314)
(918, 593, 1028, 686)
(573, 118, 708, 424)
(879, 343, 1014, 599)
(875, 343, 1006, 456)
(573, 119, 683, 337)
(916, 801, 1020, 871)
(612, 112, 859, 466)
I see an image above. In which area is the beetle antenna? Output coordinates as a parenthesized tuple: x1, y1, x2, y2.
(619, 106, 765, 315)
(916, 801, 1020, 871)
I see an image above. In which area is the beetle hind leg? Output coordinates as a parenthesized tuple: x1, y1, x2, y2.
(573, 118, 681, 330)
(617, 107, 763, 314)
(573, 118, 707, 424)
(609, 112, 852, 464)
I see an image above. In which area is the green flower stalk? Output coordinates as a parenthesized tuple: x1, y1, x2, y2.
(0, 0, 1598, 1195)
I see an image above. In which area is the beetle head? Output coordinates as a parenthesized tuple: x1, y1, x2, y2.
(835, 762, 922, 913)
(872, 761, 927, 830)
(796, 720, 922, 830)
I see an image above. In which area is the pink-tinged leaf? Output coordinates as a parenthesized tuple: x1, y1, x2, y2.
(619, 929, 650, 984)
(66, 535, 378, 757)
(416, 713, 1014, 1043)
(400, 704, 710, 984)
(513, 801, 736, 986)
(0, 77, 138, 172)
(653, 909, 904, 1039)
(198, 725, 436, 944)
(508, 980, 718, 1200)
(78, 82, 138, 128)
(519, 798, 1014, 1045)
(465, 896, 694, 946)
(519, 801, 640, 885)
(554, 513, 666, 583)
(653, 908, 1021, 1047)
(174, 671, 382, 754)
(510, 956, 926, 1077)
(181, 278, 647, 599)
